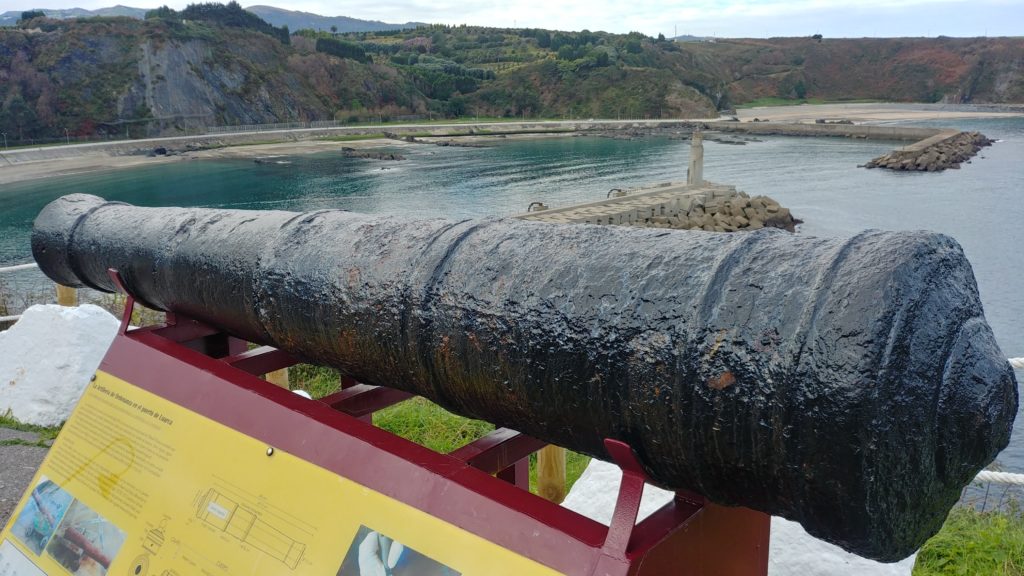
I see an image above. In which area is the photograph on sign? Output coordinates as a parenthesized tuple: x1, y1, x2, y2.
(338, 525, 461, 576)
(10, 476, 74, 556)
(44, 499, 126, 575)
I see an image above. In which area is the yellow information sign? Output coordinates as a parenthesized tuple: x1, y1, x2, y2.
(1, 372, 562, 576)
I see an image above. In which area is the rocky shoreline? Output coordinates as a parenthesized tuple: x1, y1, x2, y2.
(386, 132, 490, 148)
(341, 147, 406, 161)
(863, 131, 993, 172)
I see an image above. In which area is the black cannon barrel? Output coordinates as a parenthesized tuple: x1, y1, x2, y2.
(33, 194, 1016, 561)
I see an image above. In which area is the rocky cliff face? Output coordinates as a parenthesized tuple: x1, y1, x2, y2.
(117, 38, 328, 129)
(0, 19, 429, 137)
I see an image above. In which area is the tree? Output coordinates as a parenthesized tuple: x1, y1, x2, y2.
(1, 95, 40, 140)
(316, 37, 369, 63)
(20, 10, 45, 22)
(330, 25, 337, 34)
(447, 95, 466, 117)
(794, 80, 807, 99)
(145, 6, 174, 19)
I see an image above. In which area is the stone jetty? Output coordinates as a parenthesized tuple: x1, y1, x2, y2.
(863, 131, 992, 172)
(517, 128, 798, 233)
(517, 182, 798, 233)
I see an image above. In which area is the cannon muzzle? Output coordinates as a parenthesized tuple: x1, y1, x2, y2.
(32, 193, 1016, 561)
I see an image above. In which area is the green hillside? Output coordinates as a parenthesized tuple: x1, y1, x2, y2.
(1, 4, 1021, 142)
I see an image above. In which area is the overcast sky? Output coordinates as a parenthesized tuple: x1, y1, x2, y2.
(2, 0, 1021, 37)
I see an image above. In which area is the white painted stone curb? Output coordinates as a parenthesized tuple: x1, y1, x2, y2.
(0, 304, 119, 427)
(561, 458, 917, 575)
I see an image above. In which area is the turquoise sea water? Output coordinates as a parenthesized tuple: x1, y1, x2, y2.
(2, 117, 1023, 469)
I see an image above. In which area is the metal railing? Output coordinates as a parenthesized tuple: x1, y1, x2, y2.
(0, 262, 64, 325)
(0, 262, 51, 324)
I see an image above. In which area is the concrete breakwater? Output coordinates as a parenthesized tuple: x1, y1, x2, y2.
(0, 120, 699, 165)
(714, 121, 943, 141)
(517, 182, 798, 233)
(863, 131, 993, 172)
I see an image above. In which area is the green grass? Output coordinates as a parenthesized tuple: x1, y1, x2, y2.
(288, 363, 591, 495)
(914, 503, 1024, 575)
(289, 364, 342, 399)
(0, 412, 62, 447)
(374, 397, 494, 452)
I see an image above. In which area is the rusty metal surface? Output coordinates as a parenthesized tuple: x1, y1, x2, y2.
(32, 194, 1017, 561)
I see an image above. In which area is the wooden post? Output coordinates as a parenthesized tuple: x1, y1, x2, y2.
(265, 368, 290, 389)
(56, 284, 78, 306)
(537, 445, 567, 503)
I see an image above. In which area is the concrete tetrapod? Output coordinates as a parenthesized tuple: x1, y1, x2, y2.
(32, 194, 1017, 561)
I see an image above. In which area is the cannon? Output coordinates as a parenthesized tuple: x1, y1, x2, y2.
(32, 194, 1016, 562)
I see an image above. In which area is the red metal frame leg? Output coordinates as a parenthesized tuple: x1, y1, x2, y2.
(589, 439, 651, 576)
(497, 457, 530, 491)
(107, 269, 136, 335)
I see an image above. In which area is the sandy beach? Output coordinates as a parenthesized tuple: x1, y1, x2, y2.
(0, 138, 401, 186)
(2, 104, 1022, 186)
(735, 102, 1024, 123)
(0, 153, 190, 186)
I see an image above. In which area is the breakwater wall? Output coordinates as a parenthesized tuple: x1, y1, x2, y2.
(714, 122, 942, 141)
(0, 120, 700, 165)
(864, 131, 992, 172)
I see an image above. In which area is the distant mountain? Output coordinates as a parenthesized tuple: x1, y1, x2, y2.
(0, 5, 147, 25)
(0, 5, 422, 31)
(673, 34, 714, 42)
(245, 5, 422, 33)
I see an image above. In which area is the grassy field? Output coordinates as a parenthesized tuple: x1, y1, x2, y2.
(914, 503, 1024, 575)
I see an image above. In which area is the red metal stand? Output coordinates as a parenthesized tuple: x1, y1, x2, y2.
(102, 269, 769, 575)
